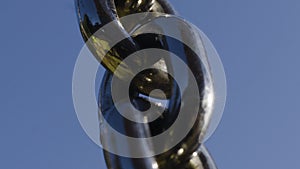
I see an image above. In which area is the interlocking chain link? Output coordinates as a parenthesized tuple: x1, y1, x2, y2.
(75, 0, 218, 169)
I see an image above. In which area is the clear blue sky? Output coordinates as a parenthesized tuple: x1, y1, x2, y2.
(1, 0, 299, 168)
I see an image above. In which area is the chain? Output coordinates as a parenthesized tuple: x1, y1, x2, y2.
(75, 0, 218, 169)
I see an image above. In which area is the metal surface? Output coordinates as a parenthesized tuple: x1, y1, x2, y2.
(75, 0, 218, 168)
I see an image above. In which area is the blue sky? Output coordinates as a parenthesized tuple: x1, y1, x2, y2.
(0, 0, 299, 168)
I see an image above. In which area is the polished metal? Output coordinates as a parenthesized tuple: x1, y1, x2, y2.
(75, 0, 218, 168)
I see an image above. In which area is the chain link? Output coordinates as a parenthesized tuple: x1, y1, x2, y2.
(75, 0, 218, 168)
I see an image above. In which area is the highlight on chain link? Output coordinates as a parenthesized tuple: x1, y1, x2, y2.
(72, 12, 226, 158)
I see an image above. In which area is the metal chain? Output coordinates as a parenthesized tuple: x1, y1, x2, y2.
(75, 0, 218, 168)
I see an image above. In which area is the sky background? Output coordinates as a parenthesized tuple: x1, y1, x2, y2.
(1, 0, 300, 168)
